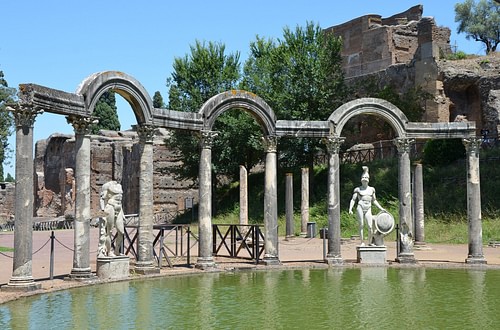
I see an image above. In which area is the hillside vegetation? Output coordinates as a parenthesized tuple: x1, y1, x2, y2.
(207, 146, 500, 244)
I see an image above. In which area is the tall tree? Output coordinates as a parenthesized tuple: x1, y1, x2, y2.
(153, 91, 165, 108)
(165, 41, 261, 183)
(241, 22, 348, 169)
(455, 0, 500, 54)
(91, 90, 120, 134)
(0, 71, 15, 181)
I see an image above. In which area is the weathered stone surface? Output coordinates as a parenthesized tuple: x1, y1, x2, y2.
(96, 256, 130, 280)
(357, 246, 387, 264)
(27, 130, 197, 221)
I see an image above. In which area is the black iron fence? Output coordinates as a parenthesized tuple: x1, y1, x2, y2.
(212, 224, 265, 264)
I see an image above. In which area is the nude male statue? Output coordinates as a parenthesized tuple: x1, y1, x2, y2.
(98, 181, 125, 257)
(349, 166, 385, 246)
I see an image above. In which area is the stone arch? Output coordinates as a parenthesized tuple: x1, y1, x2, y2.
(328, 97, 409, 138)
(76, 71, 153, 124)
(199, 90, 276, 135)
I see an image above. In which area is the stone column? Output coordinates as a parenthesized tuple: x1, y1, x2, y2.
(301, 167, 309, 236)
(134, 124, 159, 274)
(262, 135, 280, 265)
(196, 130, 218, 269)
(67, 115, 95, 280)
(413, 163, 425, 244)
(285, 172, 294, 239)
(324, 136, 344, 265)
(2, 105, 43, 291)
(394, 138, 416, 263)
(463, 138, 486, 264)
(239, 165, 248, 231)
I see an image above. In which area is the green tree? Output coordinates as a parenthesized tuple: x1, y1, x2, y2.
(241, 22, 348, 169)
(0, 71, 15, 181)
(455, 0, 500, 54)
(153, 91, 165, 108)
(165, 41, 261, 182)
(91, 90, 120, 134)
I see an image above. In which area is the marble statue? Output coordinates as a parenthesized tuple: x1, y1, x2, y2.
(349, 166, 386, 246)
(98, 181, 125, 257)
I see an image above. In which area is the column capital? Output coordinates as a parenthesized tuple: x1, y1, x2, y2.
(262, 135, 278, 153)
(135, 124, 156, 143)
(322, 136, 345, 154)
(8, 104, 43, 128)
(394, 137, 415, 154)
(66, 115, 96, 135)
(463, 137, 481, 156)
(199, 130, 218, 149)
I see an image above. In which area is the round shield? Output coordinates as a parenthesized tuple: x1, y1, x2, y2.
(375, 211, 395, 235)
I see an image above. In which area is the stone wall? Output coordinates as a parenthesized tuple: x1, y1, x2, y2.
(0, 182, 15, 224)
(327, 5, 500, 140)
(32, 129, 198, 221)
(325, 5, 451, 78)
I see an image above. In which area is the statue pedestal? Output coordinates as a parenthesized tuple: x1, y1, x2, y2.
(97, 255, 130, 280)
(356, 245, 387, 264)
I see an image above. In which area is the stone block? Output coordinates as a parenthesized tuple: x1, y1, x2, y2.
(96, 256, 130, 280)
(356, 245, 387, 264)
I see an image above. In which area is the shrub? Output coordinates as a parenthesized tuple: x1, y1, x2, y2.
(422, 139, 465, 166)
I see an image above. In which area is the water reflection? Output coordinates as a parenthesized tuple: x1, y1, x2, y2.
(2, 268, 500, 329)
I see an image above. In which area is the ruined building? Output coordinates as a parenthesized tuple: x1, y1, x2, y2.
(32, 129, 197, 220)
(326, 5, 500, 138)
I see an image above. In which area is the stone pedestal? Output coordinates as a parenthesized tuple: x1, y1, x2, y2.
(1, 278, 41, 292)
(357, 246, 387, 264)
(97, 256, 130, 280)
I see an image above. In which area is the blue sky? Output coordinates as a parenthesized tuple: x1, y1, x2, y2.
(1, 1, 483, 175)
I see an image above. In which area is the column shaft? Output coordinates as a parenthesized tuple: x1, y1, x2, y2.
(285, 173, 294, 238)
(413, 163, 425, 244)
(464, 138, 486, 264)
(135, 124, 159, 274)
(196, 131, 217, 269)
(324, 137, 344, 265)
(395, 138, 416, 263)
(3, 106, 42, 291)
(301, 167, 309, 235)
(263, 136, 279, 265)
(66, 115, 94, 279)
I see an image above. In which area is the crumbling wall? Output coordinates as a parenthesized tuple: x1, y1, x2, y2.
(32, 129, 198, 221)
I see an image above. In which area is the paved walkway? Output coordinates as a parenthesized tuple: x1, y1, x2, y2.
(1, 228, 500, 304)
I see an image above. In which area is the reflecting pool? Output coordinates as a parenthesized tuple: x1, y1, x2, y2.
(1, 267, 499, 329)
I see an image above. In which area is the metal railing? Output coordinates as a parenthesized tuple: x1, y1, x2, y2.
(212, 224, 265, 264)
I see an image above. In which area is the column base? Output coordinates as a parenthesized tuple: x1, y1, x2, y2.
(67, 267, 96, 281)
(466, 255, 487, 264)
(195, 257, 217, 270)
(325, 254, 343, 265)
(262, 255, 281, 266)
(134, 261, 160, 275)
(1, 277, 41, 292)
(396, 252, 417, 264)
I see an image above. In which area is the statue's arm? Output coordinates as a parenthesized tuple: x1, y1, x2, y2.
(349, 189, 358, 214)
(372, 189, 385, 211)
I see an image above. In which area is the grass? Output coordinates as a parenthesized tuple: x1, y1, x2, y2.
(0, 246, 14, 252)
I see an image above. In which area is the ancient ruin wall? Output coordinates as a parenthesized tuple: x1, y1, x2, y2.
(33, 129, 198, 221)
(325, 5, 451, 79)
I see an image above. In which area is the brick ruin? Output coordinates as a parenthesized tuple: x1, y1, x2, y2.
(32, 128, 197, 221)
(325, 5, 500, 145)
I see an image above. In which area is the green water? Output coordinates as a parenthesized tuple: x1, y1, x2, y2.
(0, 267, 499, 329)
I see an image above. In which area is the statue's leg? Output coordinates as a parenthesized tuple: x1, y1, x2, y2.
(366, 211, 374, 245)
(356, 207, 364, 245)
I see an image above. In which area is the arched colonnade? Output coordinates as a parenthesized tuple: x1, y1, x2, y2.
(4, 71, 485, 291)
